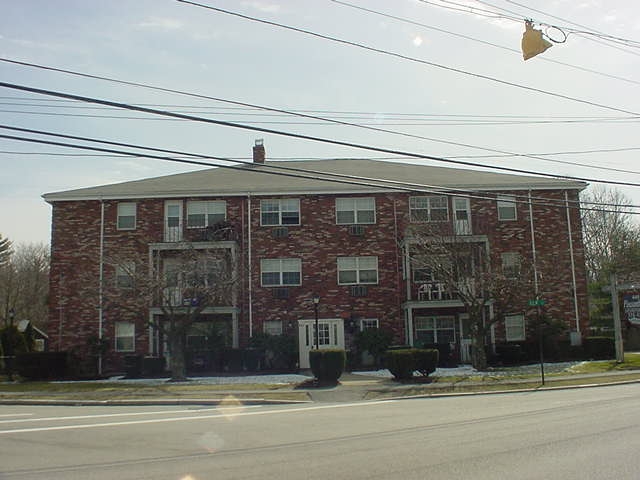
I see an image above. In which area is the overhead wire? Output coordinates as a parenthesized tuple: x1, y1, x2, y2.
(1, 124, 638, 213)
(455, 0, 640, 56)
(329, 0, 640, 87)
(3, 58, 638, 177)
(174, 1, 640, 117)
(2, 81, 640, 188)
(6, 107, 640, 126)
(3, 149, 640, 177)
(487, 0, 640, 49)
(3, 96, 638, 120)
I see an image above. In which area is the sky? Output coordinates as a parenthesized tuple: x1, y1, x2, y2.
(1, 0, 640, 245)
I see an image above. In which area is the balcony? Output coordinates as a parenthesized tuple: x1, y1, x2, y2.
(152, 222, 238, 253)
(417, 282, 456, 301)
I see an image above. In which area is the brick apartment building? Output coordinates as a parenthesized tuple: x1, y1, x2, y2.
(44, 142, 589, 372)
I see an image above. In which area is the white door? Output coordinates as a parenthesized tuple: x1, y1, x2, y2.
(165, 201, 182, 242)
(454, 197, 471, 235)
(298, 318, 345, 369)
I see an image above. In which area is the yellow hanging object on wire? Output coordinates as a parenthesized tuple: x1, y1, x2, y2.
(522, 21, 553, 60)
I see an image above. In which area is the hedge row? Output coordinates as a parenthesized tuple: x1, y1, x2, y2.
(385, 348, 439, 380)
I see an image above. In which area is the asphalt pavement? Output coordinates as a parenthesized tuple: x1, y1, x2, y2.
(2, 369, 640, 406)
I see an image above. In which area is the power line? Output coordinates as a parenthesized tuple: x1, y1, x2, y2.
(5, 58, 639, 178)
(3, 148, 640, 176)
(3, 81, 640, 188)
(494, 0, 640, 48)
(330, 0, 640, 87)
(175, 0, 640, 116)
(8, 57, 626, 174)
(470, 0, 640, 56)
(2, 125, 637, 213)
(3, 96, 638, 120)
(7, 108, 640, 127)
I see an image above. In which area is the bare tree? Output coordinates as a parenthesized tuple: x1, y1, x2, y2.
(407, 224, 531, 370)
(0, 242, 49, 328)
(101, 246, 237, 381)
(581, 186, 640, 281)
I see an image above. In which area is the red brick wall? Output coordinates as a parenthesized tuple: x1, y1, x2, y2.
(47, 188, 589, 371)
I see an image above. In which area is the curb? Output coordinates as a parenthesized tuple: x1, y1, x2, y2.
(0, 397, 312, 407)
(379, 377, 640, 401)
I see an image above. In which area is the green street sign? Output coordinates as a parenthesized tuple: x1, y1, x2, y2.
(528, 299, 546, 307)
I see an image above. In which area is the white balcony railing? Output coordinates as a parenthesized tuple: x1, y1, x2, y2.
(417, 282, 455, 301)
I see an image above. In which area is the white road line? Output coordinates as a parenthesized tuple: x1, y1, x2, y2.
(0, 405, 262, 424)
(0, 400, 397, 435)
(0, 413, 33, 418)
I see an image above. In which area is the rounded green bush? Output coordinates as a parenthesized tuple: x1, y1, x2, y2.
(385, 349, 415, 380)
(309, 349, 346, 382)
(413, 348, 439, 376)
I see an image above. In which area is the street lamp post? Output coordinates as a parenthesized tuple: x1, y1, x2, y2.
(313, 294, 320, 350)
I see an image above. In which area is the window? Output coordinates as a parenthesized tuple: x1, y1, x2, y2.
(117, 202, 136, 230)
(497, 195, 517, 221)
(336, 197, 375, 225)
(505, 314, 526, 341)
(360, 318, 379, 330)
(415, 316, 455, 344)
(409, 196, 448, 222)
(115, 322, 135, 352)
(186, 201, 226, 228)
(186, 258, 222, 288)
(261, 199, 300, 226)
(337, 256, 378, 285)
(261, 258, 301, 286)
(264, 320, 283, 336)
(115, 263, 135, 289)
(501, 252, 521, 279)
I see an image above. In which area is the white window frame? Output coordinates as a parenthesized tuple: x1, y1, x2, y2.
(415, 316, 456, 344)
(260, 258, 302, 286)
(335, 197, 376, 225)
(117, 202, 136, 230)
(115, 321, 135, 352)
(501, 252, 521, 279)
(115, 263, 135, 289)
(360, 318, 379, 330)
(497, 195, 517, 221)
(505, 314, 526, 342)
(260, 199, 300, 226)
(186, 200, 226, 228)
(264, 320, 283, 336)
(337, 256, 378, 285)
(409, 196, 449, 223)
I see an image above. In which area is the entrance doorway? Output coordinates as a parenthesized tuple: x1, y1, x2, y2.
(298, 318, 345, 369)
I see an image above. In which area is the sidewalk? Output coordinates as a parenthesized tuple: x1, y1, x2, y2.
(1, 369, 639, 406)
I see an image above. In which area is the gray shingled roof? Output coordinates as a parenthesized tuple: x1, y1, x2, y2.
(42, 159, 586, 202)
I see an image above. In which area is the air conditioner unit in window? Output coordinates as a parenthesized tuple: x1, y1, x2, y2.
(273, 287, 290, 299)
(350, 285, 368, 297)
(272, 227, 289, 239)
(348, 225, 365, 236)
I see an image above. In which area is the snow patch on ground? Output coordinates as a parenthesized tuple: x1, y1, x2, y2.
(352, 361, 582, 379)
(56, 374, 313, 386)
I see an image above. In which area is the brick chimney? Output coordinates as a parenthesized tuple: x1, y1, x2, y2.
(253, 139, 265, 164)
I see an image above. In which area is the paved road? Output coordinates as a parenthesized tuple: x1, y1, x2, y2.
(1, 384, 639, 479)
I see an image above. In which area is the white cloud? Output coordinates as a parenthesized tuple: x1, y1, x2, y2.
(136, 17, 184, 30)
(241, 1, 281, 13)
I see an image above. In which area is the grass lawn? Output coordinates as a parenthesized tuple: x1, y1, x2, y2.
(566, 353, 640, 373)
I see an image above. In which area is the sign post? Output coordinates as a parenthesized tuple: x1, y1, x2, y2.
(529, 298, 546, 385)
